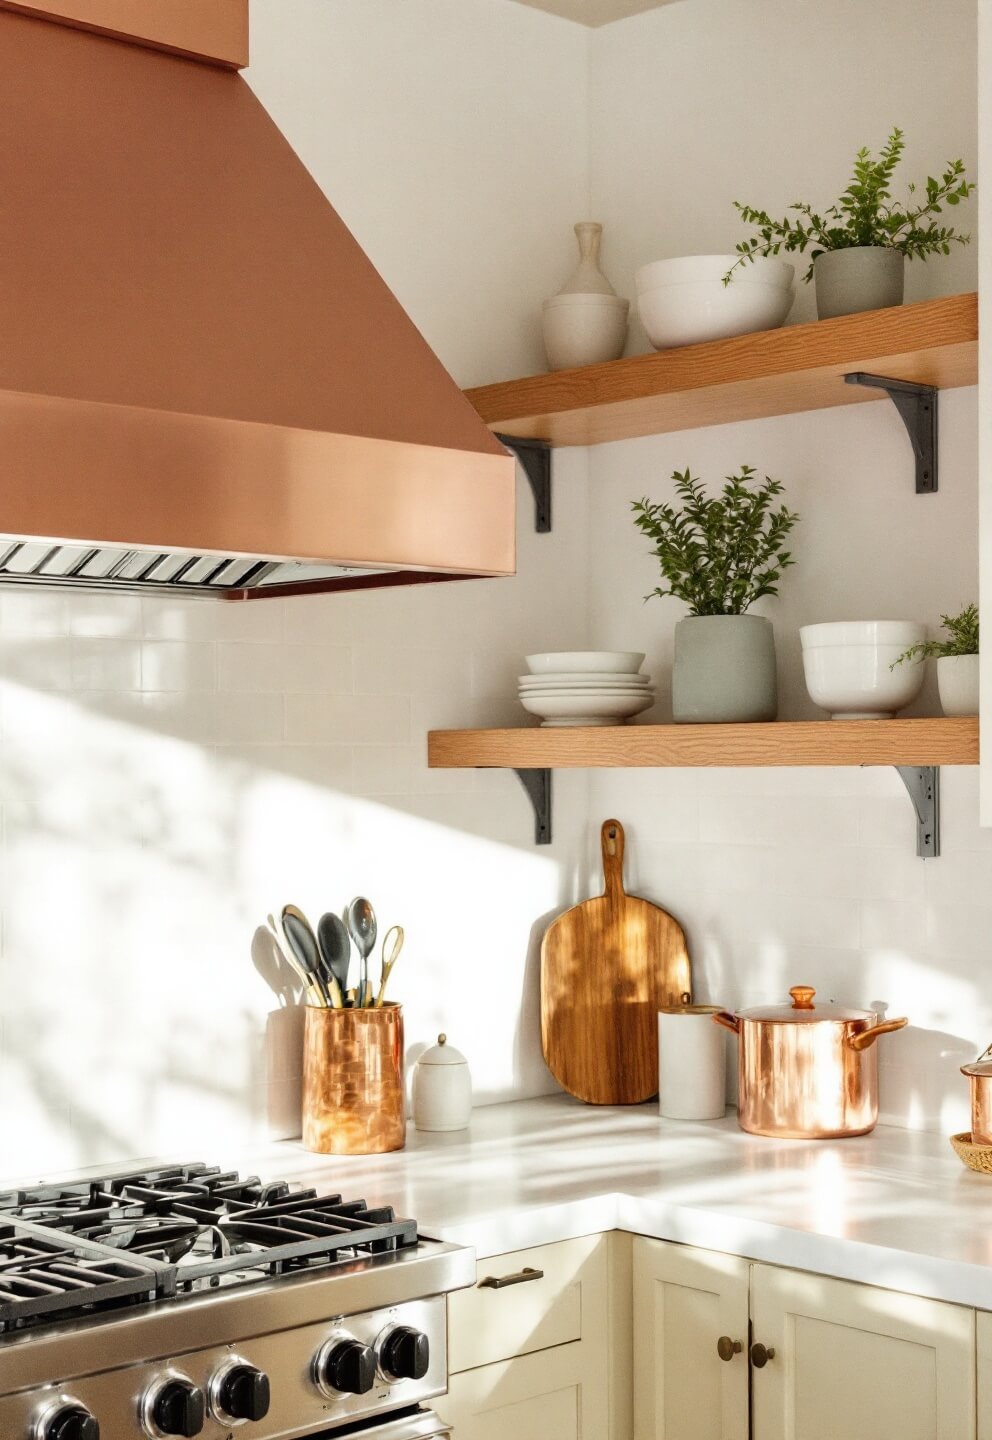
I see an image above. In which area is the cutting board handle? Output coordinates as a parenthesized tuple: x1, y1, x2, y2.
(601, 819, 626, 904)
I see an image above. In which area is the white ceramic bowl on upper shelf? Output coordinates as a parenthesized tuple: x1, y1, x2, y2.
(635, 253, 795, 349)
(800, 620, 926, 719)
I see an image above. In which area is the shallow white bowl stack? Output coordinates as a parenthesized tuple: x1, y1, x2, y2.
(519, 651, 654, 727)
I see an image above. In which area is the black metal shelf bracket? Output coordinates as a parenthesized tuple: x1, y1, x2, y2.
(844, 373, 939, 493)
(496, 434, 552, 533)
(513, 768, 552, 845)
(895, 765, 940, 859)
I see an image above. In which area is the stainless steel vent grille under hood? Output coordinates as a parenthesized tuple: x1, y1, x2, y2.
(0, 1, 515, 600)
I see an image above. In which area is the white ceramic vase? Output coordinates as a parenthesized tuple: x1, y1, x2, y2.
(542, 221, 628, 371)
(937, 654, 979, 716)
(658, 1004, 726, 1121)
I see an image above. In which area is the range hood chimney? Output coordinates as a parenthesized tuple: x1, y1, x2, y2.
(0, 1, 515, 597)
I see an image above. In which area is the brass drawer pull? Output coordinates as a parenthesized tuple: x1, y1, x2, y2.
(478, 1266, 545, 1290)
(750, 1342, 775, 1369)
(717, 1336, 743, 1362)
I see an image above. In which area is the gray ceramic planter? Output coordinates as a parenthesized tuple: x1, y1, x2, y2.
(813, 247, 905, 319)
(672, 615, 778, 724)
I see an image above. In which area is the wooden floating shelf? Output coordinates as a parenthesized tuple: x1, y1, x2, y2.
(428, 717, 979, 771)
(465, 292, 977, 446)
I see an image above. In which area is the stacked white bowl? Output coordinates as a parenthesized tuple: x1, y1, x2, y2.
(635, 254, 795, 350)
(519, 651, 654, 727)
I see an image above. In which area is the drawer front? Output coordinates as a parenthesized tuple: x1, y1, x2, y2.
(448, 1234, 607, 1374)
(441, 1341, 604, 1440)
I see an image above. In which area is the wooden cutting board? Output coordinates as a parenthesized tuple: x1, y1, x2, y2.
(541, 819, 692, 1105)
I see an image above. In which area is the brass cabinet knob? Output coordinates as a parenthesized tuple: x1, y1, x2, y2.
(750, 1342, 776, 1368)
(716, 1336, 743, 1362)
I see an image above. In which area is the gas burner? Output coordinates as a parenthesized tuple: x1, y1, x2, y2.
(0, 1164, 418, 1333)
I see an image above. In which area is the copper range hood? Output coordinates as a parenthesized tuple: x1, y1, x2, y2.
(0, 1, 515, 598)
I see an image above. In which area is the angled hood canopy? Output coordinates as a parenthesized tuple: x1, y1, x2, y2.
(0, 1, 515, 597)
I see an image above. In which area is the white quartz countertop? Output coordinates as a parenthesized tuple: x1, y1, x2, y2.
(225, 1095, 992, 1312)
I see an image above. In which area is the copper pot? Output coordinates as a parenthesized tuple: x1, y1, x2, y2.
(961, 1044, 992, 1144)
(714, 986, 908, 1139)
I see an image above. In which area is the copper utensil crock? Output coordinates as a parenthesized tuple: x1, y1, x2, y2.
(714, 986, 908, 1139)
(302, 1002, 405, 1155)
(961, 1044, 992, 1144)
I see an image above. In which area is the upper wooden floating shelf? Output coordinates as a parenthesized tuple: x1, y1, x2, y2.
(428, 717, 979, 770)
(465, 292, 977, 446)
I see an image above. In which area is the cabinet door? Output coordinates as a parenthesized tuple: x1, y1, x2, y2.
(751, 1263, 976, 1440)
(632, 1236, 749, 1440)
(978, 1311, 992, 1440)
(442, 1342, 606, 1440)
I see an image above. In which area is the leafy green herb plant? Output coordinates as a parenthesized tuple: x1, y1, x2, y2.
(631, 466, 799, 617)
(724, 128, 974, 285)
(892, 603, 979, 667)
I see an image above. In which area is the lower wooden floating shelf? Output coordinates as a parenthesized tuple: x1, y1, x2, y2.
(427, 717, 979, 770)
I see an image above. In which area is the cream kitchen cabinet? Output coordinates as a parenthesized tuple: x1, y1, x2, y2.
(976, 1311, 992, 1440)
(443, 1233, 632, 1440)
(633, 1236, 976, 1440)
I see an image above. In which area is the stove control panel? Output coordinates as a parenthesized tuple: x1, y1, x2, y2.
(2, 1296, 448, 1440)
(32, 1398, 99, 1440)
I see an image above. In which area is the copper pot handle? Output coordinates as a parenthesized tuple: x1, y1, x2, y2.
(848, 1016, 909, 1052)
(712, 1012, 741, 1036)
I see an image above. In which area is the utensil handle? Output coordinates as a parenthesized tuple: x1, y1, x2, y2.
(848, 1016, 908, 1052)
(712, 1011, 741, 1035)
(601, 819, 625, 904)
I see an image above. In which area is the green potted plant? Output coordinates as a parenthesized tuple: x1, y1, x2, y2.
(632, 466, 799, 723)
(893, 603, 979, 716)
(724, 128, 974, 319)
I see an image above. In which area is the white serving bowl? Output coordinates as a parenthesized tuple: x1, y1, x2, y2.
(636, 254, 795, 292)
(637, 273, 795, 350)
(800, 621, 926, 719)
(519, 690, 654, 726)
(542, 292, 629, 371)
(525, 650, 645, 675)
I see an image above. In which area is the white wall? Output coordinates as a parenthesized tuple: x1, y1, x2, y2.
(590, 0, 978, 350)
(0, 0, 592, 1176)
(585, 0, 984, 1132)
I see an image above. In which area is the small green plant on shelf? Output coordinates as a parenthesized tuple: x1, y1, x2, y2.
(892, 603, 979, 667)
(631, 466, 799, 616)
(724, 127, 975, 284)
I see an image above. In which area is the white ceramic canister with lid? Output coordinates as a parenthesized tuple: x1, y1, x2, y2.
(411, 1034, 473, 1132)
(658, 1004, 727, 1121)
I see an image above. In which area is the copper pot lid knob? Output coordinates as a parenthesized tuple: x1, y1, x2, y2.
(789, 986, 816, 1010)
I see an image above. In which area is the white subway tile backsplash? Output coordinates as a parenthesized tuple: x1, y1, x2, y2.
(142, 641, 217, 692)
(0, 591, 68, 637)
(285, 693, 410, 745)
(68, 595, 143, 640)
(71, 638, 142, 691)
(0, 637, 72, 690)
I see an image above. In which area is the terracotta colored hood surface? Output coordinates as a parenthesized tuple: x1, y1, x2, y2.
(0, 5, 515, 596)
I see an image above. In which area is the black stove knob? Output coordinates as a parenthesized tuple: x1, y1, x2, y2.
(380, 1326, 430, 1381)
(37, 1403, 100, 1440)
(214, 1363, 271, 1424)
(316, 1338, 376, 1396)
(149, 1379, 205, 1437)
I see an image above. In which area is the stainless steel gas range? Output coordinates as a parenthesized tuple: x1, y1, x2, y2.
(0, 1163, 473, 1440)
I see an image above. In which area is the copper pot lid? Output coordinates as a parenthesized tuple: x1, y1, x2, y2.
(736, 986, 874, 1025)
(962, 1043, 992, 1078)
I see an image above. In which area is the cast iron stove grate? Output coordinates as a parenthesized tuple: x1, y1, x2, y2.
(0, 1163, 418, 1330)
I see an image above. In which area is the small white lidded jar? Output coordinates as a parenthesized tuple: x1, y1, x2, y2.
(412, 1034, 473, 1132)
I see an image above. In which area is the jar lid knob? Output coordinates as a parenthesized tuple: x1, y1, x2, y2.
(790, 986, 816, 1010)
(438, 1033, 447, 1046)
